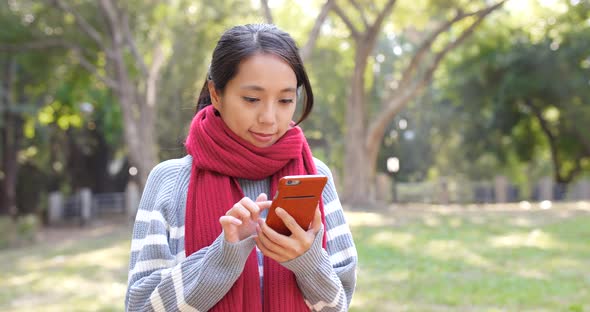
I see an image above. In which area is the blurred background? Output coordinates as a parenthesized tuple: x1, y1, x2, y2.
(1, 0, 589, 311)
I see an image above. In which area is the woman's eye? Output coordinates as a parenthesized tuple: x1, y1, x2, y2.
(279, 99, 294, 104)
(243, 96, 259, 103)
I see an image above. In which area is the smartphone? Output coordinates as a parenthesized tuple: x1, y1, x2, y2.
(265, 175, 328, 235)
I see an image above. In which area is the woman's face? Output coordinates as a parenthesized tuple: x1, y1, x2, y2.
(209, 53, 298, 148)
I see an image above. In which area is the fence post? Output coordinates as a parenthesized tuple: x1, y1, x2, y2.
(48, 192, 63, 225)
(437, 178, 450, 205)
(539, 176, 554, 201)
(494, 175, 508, 203)
(80, 188, 92, 225)
(375, 173, 392, 203)
(126, 181, 140, 220)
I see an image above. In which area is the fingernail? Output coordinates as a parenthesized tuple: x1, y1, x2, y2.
(276, 207, 284, 215)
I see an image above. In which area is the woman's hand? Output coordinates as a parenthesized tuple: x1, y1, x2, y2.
(219, 193, 271, 243)
(254, 205, 322, 263)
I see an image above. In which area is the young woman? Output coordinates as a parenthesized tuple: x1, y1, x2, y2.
(125, 24, 357, 312)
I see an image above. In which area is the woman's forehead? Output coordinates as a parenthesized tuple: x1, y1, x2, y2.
(229, 53, 297, 90)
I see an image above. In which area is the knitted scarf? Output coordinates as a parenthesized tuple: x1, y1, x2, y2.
(184, 105, 326, 311)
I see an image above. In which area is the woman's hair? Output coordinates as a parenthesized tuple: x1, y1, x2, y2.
(196, 24, 314, 125)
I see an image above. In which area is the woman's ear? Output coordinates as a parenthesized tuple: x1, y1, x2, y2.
(208, 81, 221, 110)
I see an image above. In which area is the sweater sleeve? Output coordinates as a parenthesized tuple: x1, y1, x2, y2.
(281, 159, 358, 311)
(125, 160, 256, 311)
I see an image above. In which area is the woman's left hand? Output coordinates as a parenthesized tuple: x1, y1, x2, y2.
(254, 206, 322, 263)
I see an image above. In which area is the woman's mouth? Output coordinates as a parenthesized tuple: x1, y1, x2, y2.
(249, 131, 275, 143)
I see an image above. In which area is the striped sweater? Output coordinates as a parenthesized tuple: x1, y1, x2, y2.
(125, 155, 357, 311)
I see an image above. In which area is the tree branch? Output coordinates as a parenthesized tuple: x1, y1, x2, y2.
(396, 10, 465, 90)
(348, 0, 370, 29)
(146, 44, 166, 108)
(397, 1, 507, 91)
(260, 0, 274, 24)
(300, 0, 335, 62)
(333, 3, 360, 40)
(0, 38, 119, 90)
(420, 2, 503, 86)
(523, 98, 563, 182)
(364, 0, 397, 54)
(366, 1, 507, 156)
(99, 0, 124, 47)
(70, 47, 120, 90)
(121, 12, 148, 77)
(50, 0, 106, 50)
(370, 0, 396, 35)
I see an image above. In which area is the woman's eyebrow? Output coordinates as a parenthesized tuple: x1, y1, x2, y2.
(240, 85, 296, 93)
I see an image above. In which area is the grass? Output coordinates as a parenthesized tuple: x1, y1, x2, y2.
(348, 202, 590, 312)
(0, 222, 131, 312)
(1, 203, 589, 311)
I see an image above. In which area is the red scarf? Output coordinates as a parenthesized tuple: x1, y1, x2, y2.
(184, 105, 326, 312)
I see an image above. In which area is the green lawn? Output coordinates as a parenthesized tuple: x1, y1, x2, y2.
(1, 203, 589, 311)
(348, 203, 590, 312)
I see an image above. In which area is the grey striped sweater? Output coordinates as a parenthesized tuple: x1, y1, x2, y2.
(125, 155, 357, 311)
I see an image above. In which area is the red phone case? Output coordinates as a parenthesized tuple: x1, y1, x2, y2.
(266, 175, 328, 235)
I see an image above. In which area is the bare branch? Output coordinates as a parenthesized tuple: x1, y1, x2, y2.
(370, 0, 396, 35)
(421, 1, 505, 84)
(397, 1, 507, 90)
(50, 0, 105, 50)
(367, 1, 507, 156)
(348, 0, 369, 29)
(333, 3, 360, 40)
(364, 0, 397, 53)
(396, 10, 465, 90)
(146, 44, 166, 108)
(398, 0, 506, 89)
(121, 12, 148, 77)
(99, 0, 124, 46)
(70, 47, 119, 90)
(260, 0, 274, 24)
(300, 0, 335, 62)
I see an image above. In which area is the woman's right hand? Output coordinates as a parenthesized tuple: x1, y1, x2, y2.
(219, 193, 271, 243)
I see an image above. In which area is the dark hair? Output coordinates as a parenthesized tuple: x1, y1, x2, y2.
(196, 24, 314, 125)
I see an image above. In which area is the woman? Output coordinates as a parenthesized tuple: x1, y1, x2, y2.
(125, 24, 357, 311)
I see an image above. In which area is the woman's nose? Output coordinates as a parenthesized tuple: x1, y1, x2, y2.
(258, 103, 275, 124)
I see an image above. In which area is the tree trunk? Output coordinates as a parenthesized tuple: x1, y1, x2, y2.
(343, 44, 373, 206)
(115, 79, 156, 190)
(0, 59, 18, 217)
(100, 0, 158, 190)
(358, 0, 506, 205)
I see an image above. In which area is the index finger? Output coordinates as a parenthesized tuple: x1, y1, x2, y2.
(257, 200, 272, 212)
(275, 208, 306, 237)
(239, 197, 260, 217)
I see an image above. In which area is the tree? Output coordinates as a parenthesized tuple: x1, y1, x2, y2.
(260, 0, 335, 63)
(37, 0, 172, 189)
(0, 1, 66, 216)
(330, 0, 507, 205)
(441, 0, 590, 189)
